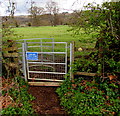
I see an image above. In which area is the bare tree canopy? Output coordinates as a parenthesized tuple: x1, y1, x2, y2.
(46, 1, 59, 26)
(46, 1, 59, 15)
(28, 6, 44, 18)
(28, 3, 45, 26)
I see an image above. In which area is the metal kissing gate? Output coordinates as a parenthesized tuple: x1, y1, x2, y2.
(20, 38, 73, 86)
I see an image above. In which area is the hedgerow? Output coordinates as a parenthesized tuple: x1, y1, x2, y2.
(57, 2, 120, 115)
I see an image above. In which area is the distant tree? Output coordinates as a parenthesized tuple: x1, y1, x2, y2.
(46, 1, 59, 26)
(28, 5, 45, 26)
(2, 0, 19, 28)
(6, 0, 16, 19)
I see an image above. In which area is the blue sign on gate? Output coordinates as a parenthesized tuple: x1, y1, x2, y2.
(26, 52, 38, 60)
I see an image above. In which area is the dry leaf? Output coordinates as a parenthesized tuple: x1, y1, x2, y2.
(111, 112, 116, 115)
(72, 84, 77, 88)
(106, 96, 109, 99)
(108, 75, 117, 80)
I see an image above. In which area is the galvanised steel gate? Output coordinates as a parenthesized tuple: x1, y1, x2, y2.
(18, 38, 73, 86)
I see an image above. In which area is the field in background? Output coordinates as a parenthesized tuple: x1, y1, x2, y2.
(13, 25, 97, 56)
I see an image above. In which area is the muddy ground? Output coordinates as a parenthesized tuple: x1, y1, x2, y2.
(28, 86, 68, 115)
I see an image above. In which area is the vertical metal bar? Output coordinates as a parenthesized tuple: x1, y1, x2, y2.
(25, 41, 30, 80)
(22, 43, 27, 82)
(65, 42, 67, 74)
(40, 39, 43, 62)
(52, 38, 54, 62)
(24, 40, 27, 51)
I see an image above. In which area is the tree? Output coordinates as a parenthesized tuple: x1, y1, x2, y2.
(70, 2, 120, 76)
(2, 0, 21, 28)
(28, 4, 45, 26)
(46, 1, 59, 26)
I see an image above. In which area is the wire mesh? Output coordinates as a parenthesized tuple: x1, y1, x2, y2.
(20, 38, 69, 82)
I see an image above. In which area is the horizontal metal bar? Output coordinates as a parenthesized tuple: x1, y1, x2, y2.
(27, 46, 53, 48)
(25, 42, 49, 44)
(28, 62, 66, 65)
(26, 51, 66, 54)
(17, 38, 54, 41)
(27, 42, 67, 44)
(28, 78, 64, 82)
(28, 71, 66, 75)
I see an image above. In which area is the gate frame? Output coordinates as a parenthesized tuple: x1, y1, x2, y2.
(21, 38, 74, 86)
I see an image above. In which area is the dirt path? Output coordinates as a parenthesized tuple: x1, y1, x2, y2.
(28, 86, 68, 115)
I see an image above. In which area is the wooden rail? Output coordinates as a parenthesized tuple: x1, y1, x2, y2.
(74, 72, 97, 77)
(4, 53, 19, 57)
(28, 82, 62, 86)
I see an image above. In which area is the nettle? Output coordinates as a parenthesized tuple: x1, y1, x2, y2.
(56, 77, 120, 115)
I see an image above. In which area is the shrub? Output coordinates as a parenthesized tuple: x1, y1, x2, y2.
(70, 2, 120, 76)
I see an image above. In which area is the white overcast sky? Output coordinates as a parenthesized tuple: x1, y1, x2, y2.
(0, 0, 110, 16)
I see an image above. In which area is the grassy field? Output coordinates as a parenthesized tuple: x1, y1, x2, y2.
(13, 25, 97, 56)
(13, 25, 97, 47)
(13, 25, 72, 41)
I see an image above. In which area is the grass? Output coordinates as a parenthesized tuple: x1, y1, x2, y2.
(13, 25, 73, 41)
(13, 25, 97, 56)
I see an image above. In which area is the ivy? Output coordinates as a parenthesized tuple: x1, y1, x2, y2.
(1, 77, 35, 115)
(56, 77, 120, 115)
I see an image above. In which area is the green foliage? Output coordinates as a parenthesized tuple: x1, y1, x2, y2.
(1, 77, 35, 115)
(73, 53, 120, 74)
(73, 57, 98, 73)
(2, 40, 19, 78)
(56, 77, 120, 115)
(70, 1, 120, 75)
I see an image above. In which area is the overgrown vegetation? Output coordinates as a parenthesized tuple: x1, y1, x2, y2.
(2, 12, 35, 114)
(56, 76, 120, 115)
(1, 1, 120, 115)
(57, 1, 120, 115)
(1, 77, 35, 115)
(71, 1, 120, 76)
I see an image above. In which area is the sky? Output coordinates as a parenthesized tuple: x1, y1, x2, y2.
(0, 0, 110, 16)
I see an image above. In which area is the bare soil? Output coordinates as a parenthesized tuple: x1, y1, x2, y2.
(28, 86, 68, 115)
